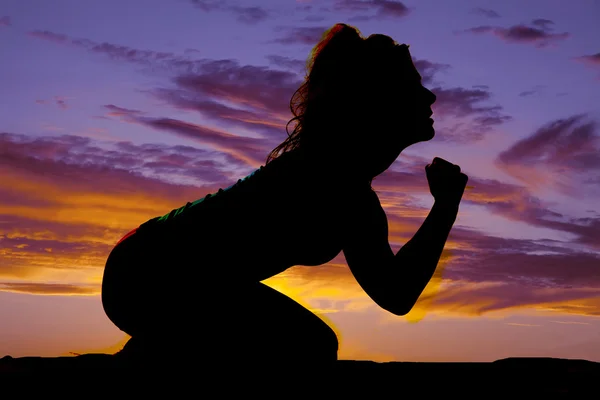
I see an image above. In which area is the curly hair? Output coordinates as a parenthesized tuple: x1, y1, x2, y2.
(266, 23, 410, 167)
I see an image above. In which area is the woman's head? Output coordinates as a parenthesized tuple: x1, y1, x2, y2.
(267, 23, 436, 181)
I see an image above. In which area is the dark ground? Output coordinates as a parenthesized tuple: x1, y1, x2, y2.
(1, 354, 598, 395)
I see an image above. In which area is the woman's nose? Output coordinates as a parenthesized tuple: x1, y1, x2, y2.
(426, 88, 436, 105)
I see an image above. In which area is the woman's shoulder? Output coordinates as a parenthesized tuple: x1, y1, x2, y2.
(262, 149, 373, 196)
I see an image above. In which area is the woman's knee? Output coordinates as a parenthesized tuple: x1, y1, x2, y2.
(310, 317, 339, 358)
(101, 236, 144, 336)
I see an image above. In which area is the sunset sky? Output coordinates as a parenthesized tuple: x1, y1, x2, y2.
(1, 0, 600, 361)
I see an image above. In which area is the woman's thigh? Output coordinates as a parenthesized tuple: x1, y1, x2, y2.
(103, 228, 338, 362)
(204, 282, 338, 363)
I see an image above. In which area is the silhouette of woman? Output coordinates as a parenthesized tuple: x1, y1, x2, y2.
(102, 23, 468, 367)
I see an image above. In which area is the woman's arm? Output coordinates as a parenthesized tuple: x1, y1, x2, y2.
(344, 157, 467, 316)
(343, 190, 458, 316)
(392, 201, 457, 314)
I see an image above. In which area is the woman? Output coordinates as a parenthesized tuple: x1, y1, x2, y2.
(101, 23, 468, 367)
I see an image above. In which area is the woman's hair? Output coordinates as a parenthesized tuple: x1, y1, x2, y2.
(266, 23, 410, 166)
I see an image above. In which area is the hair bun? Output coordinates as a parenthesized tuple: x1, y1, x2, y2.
(316, 23, 362, 56)
(308, 23, 364, 85)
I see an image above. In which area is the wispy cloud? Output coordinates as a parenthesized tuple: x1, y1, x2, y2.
(333, 0, 411, 21)
(0, 282, 99, 296)
(518, 85, 545, 97)
(28, 29, 506, 144)
(413, 59, 451, 85)
(268, 236, 600, 318)
(574, 53, 600, 79)
(550, 320, 591, 325)
(270, 26, 328, 46)
(496, 114, 600, 194)
(265, 55, 306, 74)
(0, 16, 11, 26)
(27, 30, 301, 147)
(136, 117, 270, 167)
(0, 131, 240, 290)
(457, 19, 570, 48)
(28, 30, 191, 69)
(189, 0, 271, 24)
(430, 86, 512, 142)
(575, 53, 600, 66)
(470, 7, 501, 19)
(35, 96, 70, 110)
(103, 104, 145, 117)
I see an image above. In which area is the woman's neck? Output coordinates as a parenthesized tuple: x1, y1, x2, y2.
(295, 147, 371, 189)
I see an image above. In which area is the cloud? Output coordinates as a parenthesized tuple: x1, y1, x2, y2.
(169, 59, 301, 123)
(412, 59, 451, 86)
(531, 18, 554, 30)
(1, 131, 232, 187)
(0, 282, 100, 295)
(378, 152, 600, 251)
(574, 53, 600, 78)
(0, 16, 11, 26)
(265, 55, 306, 74)
(28, 30, 194, 70)
(456, 172, 600, 251)
(518, 85, 545, 97)
(36, 96, 69, 110)
(189, 0, 270, 24)
(266, 234, 600, 319)
(30, 28, 492, 148)
(0, 131, 246, 289)
(429, 86, 512, 142)
(143, 58, 307, 154)
(104, 104, 144, 117)
(333, 0, 411, 21)
(231, 5, 270, 24)
(293, 3, 329, 22)
(265, 218, 600, 318)
(420, 281, 600, 317)
(457, 19, 570, 48)
(495, 114, 600, 194)
(444, 234, 600, 288)
(432, 87, 499, 117)
(575, 53, 600, 66)
(136, 117, 270, 167)
(150, 89, 288, 142)
(27, 29, 301, 151)
(26, 29, 297, 154)
(470, 8, 501, 18)
(270, 26, 329, 46)
(28, 30, 70, 44)
(189, 0, 221, 11)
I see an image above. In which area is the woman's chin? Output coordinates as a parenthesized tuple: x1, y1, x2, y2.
(424, 126, 435, 140)
(416, 125, 435, 142)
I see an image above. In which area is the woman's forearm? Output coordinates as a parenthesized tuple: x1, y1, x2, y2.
(393, 201, 459, 313)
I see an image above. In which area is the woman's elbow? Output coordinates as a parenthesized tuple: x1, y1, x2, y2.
(386, 303, 414, 316)
(365, 281, 418, 316)
(375, 295, 416, 316)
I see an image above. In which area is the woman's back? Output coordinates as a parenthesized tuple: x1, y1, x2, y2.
(138, 149, 370, 282)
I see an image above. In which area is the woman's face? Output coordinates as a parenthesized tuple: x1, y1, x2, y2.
(385, 49, 437, 144)
(364, 49, 437, 177)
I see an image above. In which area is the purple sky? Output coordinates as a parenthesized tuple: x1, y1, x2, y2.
(1, 0, 600, 361)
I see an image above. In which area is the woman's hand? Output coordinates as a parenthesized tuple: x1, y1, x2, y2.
(425, 157, 469, 207)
